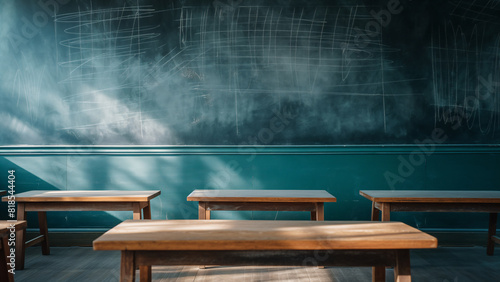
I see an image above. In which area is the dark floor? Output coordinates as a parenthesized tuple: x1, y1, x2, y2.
(12, 246, 500, 282)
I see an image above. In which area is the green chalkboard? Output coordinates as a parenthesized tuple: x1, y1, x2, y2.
(1, 0, 499, 145)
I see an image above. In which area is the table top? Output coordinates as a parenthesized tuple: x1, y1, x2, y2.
(360, 190, 500, 203)
(187, 189, 336, 202)
(0, 190, 6, 197)
(93, 220, 437, 251)
(2, 190, 161, 203)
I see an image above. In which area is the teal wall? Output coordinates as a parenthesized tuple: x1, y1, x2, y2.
(0, 145, 499, 232)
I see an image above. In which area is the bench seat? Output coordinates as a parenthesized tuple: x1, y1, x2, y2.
(93, 220, 437, 282)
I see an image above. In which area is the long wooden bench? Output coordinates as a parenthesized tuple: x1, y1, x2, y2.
(0, 220, 27, 282)
(93, 220, 437, 282)
(2, 190, 160, 270)
(360, 190, 500, 255)
(187, 189, 336, 220)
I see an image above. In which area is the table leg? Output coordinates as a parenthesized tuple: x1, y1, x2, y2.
(143, 202, 152, 220)
(380, 203, 391, 221)
(394, 249, 411, 282)
(197, 202, 207, 268)
(310, 211, 317, 221)
(316, 203, 324, 221)
(198, 202, 211, 269)
(375, 203, 392, 279)
(1, 235, 14, 282)
(121, 251, 135, 282)
(312, 203, 326, 268)
(372, 266, 385, 282)
(16, 203, 26, 270)
(487, 213, 498, 256)
(371, 201, 380, 221)
(198, 202, 210, 220)
(38, 212, 50, 255)
(139, 265, 152, 282)
(133, 203, 142, 220)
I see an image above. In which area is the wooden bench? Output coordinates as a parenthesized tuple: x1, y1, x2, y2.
(187, 189, 336, 220)
(93, 219, 437, 282)
(0, 220, 27, 282)
(360, 190, 500, 255)
(1, 190, 160, 270)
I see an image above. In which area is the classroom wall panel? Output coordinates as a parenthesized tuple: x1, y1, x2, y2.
(1, 145, 498, 231)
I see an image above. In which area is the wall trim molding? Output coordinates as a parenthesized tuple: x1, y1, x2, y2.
(1, 144, 500, 156)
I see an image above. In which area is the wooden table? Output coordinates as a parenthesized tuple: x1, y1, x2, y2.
(0, 220, 27, 282)
(187, 189, 336, 220)
(1, 190, 160, 270)
(93, 219, 437, 282)
(360, 190, 500, 255)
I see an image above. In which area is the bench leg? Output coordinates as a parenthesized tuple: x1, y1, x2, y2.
(1, 235, 14, 282)
(139, 265, 152, 282)
(380, 203, 391, 221)
(198, 202, 209, 268)
(16, 203, 27, 270)
(487, 213, 498, 256)
(311, 203, 324, 221)
(394, 249, 411, 282)
(314, 203, 325, 268)
(316, 203, 324, 221)
(121, 251, 135, 282)
(310, 211, 317, 221)
(143, 202, 152, 220)
(133, 203, 142, 220)
(372, 266, 385, 282)
(371, 201, 380, 221)
(198, 202, 210, 220)
(38, 212, 50, 255)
